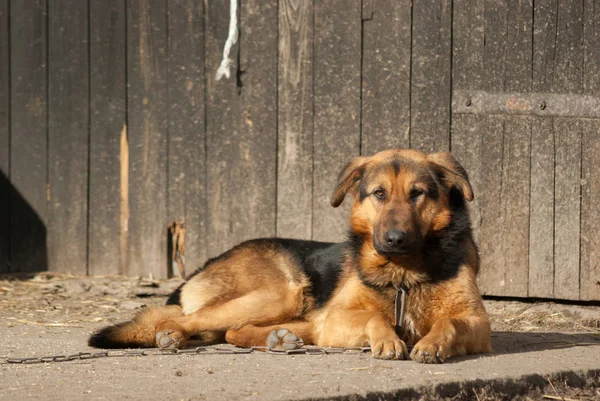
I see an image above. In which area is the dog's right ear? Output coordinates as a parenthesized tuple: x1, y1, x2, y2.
(331, 156, 368, 208)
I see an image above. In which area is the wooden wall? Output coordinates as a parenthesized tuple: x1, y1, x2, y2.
(0, 0, 598, 301)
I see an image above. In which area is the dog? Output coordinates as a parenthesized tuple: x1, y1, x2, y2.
(89, 149, 492, 363)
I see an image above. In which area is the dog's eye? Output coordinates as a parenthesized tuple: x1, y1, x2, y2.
(410, 188, 424, 200)
(373, 189, 385, 200)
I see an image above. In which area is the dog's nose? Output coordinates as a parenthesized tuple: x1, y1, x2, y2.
(384, 229, 407, 248)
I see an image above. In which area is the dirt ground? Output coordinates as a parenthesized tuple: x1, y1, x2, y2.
(1, 273, 599, 400)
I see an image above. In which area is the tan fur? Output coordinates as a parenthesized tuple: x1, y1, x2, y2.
(91, 149, 491, 363)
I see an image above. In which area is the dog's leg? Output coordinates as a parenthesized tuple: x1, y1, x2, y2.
(155, 289, 302, 349)
(319, 310, 409, 360)
(225, 320, 313, 350)
(410, 315, 492, 363)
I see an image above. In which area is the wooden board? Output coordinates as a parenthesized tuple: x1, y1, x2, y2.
(360, 0, 411, 155)
(9, 0, 48, 273)
(528, 118, 554, 298)
(88, 0, 126, 276)
(583, 0, 599, 96)
(553, 118, 581, 300)
(410, 0, 451, 152)
(498, 118, 531, 296)
(451, 0, 484, 92)
(277, 0, 314, 239)
(204, 0, 278, 257)
(580, 0, 600, 301)
(167, 0, 206, 273)
(0, 0, 9, 272)
(581, 120, 600, 300)
(312, 0, 361, 242)
(453, 116, 505, 296)
(553, 0, 584, 94)
(235, 0, 278, 240)
(47, 0, 89, 274)
(204, 0, 241, 257)
(127, 0, 168, 278)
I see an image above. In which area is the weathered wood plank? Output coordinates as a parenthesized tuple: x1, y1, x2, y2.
(361, 0, 411, 155)
(410, 0, 451, 152)
(235, 0, 278, 240)
(313, 0, 361, 242)
(452, 0, 484, 91)
(482, 0, 506, 92)
(553, 118, 581, 300)
(532, 0, 558, 92)
(528, 118, 554, 298)
(554, 0, 584, 94)
(47, 0, 89, 274)
(581, 120, 600, 301)
(0, 0, 9, 272)
(204, 1, 241, 257)
(504, 0, 533, 92)
(449, 115, 482, 245)
(88, 0, 126, 276)
(10, 0, 48, 273)
(205, 0, 278, 256)
(127, 0, 168, 278)
(498, 118, 531, 296)
(167, 0, 206, 273)
(580, 0, 600, 301)
(583, 0, 599, 96)
(277, 0, 313, 239)
(529, 0, 559, 298)
(454, 116, 504, 296)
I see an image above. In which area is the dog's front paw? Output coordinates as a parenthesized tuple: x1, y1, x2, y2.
(371, 338, 409, 360)
(410, 339, 448, 364)
(266, 328, 304, 351)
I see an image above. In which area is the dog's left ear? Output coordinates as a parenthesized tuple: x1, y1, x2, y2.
(331, 156, 368, 207)
(427, 152, 474, 201)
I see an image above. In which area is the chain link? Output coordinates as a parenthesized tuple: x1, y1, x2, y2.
(5, 345, 373, 364)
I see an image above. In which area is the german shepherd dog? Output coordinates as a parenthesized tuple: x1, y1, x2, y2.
(89, 149, 491, 363)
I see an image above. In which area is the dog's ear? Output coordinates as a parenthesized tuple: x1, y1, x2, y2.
(427, 152, 474, 201)
(331, 156, 368, 208)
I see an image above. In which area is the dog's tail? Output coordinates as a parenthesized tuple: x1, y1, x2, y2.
(88, 305, 183, 348)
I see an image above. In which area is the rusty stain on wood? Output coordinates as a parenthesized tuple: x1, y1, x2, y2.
(169, 221, 186, 278)
(120, 124, 129, 275)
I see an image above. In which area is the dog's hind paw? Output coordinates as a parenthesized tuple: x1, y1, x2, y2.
(266, 328, 304, 351)
(156, 329, 186, 349)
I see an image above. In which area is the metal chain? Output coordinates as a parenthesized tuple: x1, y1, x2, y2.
(5, 345, 373, 365)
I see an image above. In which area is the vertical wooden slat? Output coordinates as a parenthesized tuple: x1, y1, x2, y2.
(454, 116, 505, 296)
(312, 0, 361, 242)
(494, 0, 532, 297)
(498, 118, 531, 296)
(554, 119, 581, 299)
(88, 0, 126, 276)
(10, 0, 48, 273)
(529, 0, 558, 298)
(528, 118, 554, 297)
(235, 0, 278, 240)
(205, 0, 278, 257)
(277, 0, 314, 239)
(127, 0, 168, 278)
(360, 0, 411, 155)
(0, 0, 9, 272)
(580, 0, 600, 301)
(410, 0, 451, 152)
(204, 1, 240, 257)
(167, 0, 206, 272)
(551, 0, 584, 299)
(47, 0, 89, 274)
(581, 120, 600, 301)
(451, 0, 484, 246)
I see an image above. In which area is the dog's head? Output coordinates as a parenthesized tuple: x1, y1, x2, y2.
(331, 149, 473, 262)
